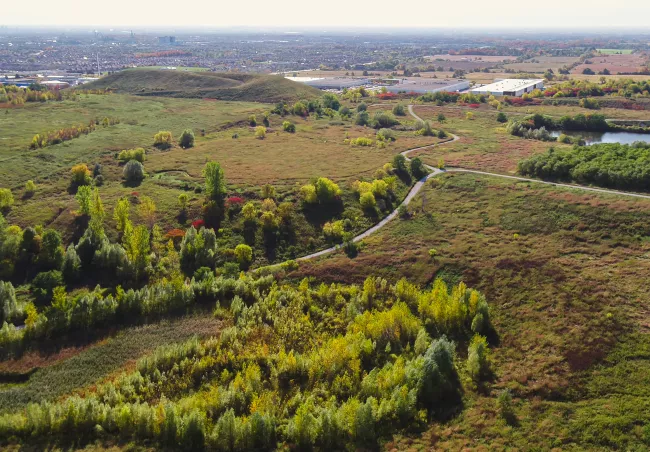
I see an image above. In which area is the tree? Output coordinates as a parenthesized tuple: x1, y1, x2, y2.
(360, 191, 376, 210)
(315, 178, 341, 203)
(255, 126, 267, 139)
(282, 121, 296, 133)
(466, 111, 475, 120)
(322, 93, 341, 110)
(261, 184, 276, 199)
(467, 334, 490, 383)
(234, 244, 253, 269)
(582, 68, 595, 75)
(392, 104, 406, 116)
(299, 184, 317, 204)
(437, 113, 446, 123)
(357, 102, 367, 112)
(123, 160, 145, 183)
(410, 157, 427, 179)
(75, 185, 92, 216)
(123, 224, 151, 281)
(32, 270, 64, 304)
(138, 196, 157, 229)
(153, 131, 173, 148)
(39, 229, 64, 271)
(355, 111, 370, 126)
(0, 188, 14, 211)
(393, 154, 407, 173)
(179, 129, 195, 148)
(203, 162, 226, 202)
(70, 164, 91, 187)
(178, 193, 189, 213)
(249, 115, 257, 126)
(496, 112, 508, 123)
(24, 180, 36, 197)
(89, 188, 106, 236)
(113, 197, 131, 233)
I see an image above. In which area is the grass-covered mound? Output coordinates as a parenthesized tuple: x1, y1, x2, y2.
(84, 70, 322, 103)
(518, 142, 650, 191)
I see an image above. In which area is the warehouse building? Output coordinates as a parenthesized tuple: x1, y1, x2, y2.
(384, 78, 470, 94)
(470, 79, 544, 97)
(286, 76, 369, 90)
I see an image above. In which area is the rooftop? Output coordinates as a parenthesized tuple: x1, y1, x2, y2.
(472, 78, 544, 92)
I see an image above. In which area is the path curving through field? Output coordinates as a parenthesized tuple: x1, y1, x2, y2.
(296, 105, 650, 261)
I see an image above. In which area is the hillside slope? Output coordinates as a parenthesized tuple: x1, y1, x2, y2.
(84, 69, 322, 103)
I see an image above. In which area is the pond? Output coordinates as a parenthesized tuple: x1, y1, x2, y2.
(551, 130, 650, 145)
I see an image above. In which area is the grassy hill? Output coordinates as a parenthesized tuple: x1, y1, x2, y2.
(84, 69, 322, 103)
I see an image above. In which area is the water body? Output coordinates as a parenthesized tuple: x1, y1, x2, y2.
(551, 130, 650, 145)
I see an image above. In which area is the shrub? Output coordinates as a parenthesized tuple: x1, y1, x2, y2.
(497, 389, 516, 424)
(393, 154, 407, 173)
(118, 148, 146, 163)
(153, 131, 173, 148)
(496, 112, 508, 123)
(377, 128, 396, 142)
(282, 121, 296, 133)
(0, 188, 14, 211)
(323, 220, 345, 242)
(360, 191, 376, 210)
(255, 126, 267, 139)
(234, 244, 253, 269)
(315, 177, 341, 203)
(467, 334, 490, 383)
(123, 160, 145, 183)
(32, 270, 64, 304)
(466, 112, 475, 120)
(373, 111, 399, 129)
(322, 93, 341, 111)
(350, 137, 374, 146)
(357, 102, 368, 112)
(24, 180, 36, 196)
(70, 164, 92, 187)
(392, 104, 406, 116)
(179, 129, 195, 148)
(300, 184, 318, 204)
(355, 111, 370, 126)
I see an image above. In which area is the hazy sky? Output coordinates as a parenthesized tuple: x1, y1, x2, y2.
(3, 0, 650, 28)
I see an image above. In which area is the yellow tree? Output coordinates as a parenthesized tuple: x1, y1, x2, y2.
(138, 196, 157, 229)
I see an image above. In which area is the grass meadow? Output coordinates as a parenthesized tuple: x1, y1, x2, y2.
(294, 172, 650, 448)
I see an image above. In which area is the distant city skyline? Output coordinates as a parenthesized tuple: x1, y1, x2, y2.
(3, 0, 650, 29)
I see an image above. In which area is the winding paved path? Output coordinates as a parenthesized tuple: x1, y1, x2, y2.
(296, 105, 650, 261)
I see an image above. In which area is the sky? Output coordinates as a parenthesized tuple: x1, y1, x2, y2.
(3, 0, 650, 29)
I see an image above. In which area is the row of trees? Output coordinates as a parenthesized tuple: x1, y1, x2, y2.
(30, 119, 119, 149)
(518, 142, 650, 191)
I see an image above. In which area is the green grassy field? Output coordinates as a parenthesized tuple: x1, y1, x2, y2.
(4, 85, 650, 449)
(597, 49, 634, 54)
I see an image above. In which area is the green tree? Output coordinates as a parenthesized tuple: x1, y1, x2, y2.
(0, 188, 14, 211)
(24, 180, 36, 197)
(179, 129, 195, 148)
(113, 197, 131, 233)
(393, 154, 407, 173)
(315, 177, 341, 203)
(123, 160, 145, 183)
(123, 224, 151, 281)
(75, 185, 92, 216)
(322, 93, 341, 110)
(39, 229, 64, 271)
(437, 113, 446, 123)
(410, 157, 427, 179)
(467, 334, 490, 383)
(234, 244, 253, 269)
(496, 112, 508, 123)
(203, 161, 226, 202)
(360, 191, 376, 210)
(392, 104, 406, 116)
(89, 188, 106, 237)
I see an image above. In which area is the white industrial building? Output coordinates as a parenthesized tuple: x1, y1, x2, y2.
(470, 79, 544, 97)
(384, 78, 470, 94)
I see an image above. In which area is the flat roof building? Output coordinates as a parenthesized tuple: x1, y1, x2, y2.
(384, 78, 470, 94)
(286, 76, 369, 90)
(470, 79, 544, 97)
